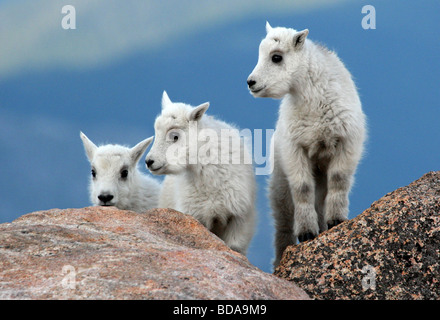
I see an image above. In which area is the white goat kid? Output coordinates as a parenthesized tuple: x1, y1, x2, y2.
(80, 132, 161, 213)
(248, 23, 366, 267)
(145, 91, 257, 255)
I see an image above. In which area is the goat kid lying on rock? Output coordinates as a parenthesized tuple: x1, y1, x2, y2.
(80, 132, 161, 213)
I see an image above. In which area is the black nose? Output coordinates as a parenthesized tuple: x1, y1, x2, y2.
(98, 194, 114, 204)
(247, 79, 256, 88)
(146, 159, 154, 168)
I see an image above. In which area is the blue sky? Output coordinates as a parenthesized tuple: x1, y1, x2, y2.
(1, 0, 439, 273)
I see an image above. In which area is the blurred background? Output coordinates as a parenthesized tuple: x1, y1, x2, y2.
(0, 0, 439, 273)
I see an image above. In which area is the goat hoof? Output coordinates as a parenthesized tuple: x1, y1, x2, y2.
(298, 232, 316, 243)
(328, 219, 344, 229)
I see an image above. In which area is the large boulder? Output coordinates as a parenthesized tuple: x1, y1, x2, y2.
(275, 171, 440, 299)
(0, 207, 309, 300)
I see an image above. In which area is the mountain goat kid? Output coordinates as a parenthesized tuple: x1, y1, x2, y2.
(247, 23, 366, 266)
(80, 132, 161, 213)
(145, 91, 256, 255)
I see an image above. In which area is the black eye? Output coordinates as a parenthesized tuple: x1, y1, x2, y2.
(121, 169, 128, 179)
(168, 131, 180, 142)
(91, 169, 96, 178)
(272, 54, 283, 63)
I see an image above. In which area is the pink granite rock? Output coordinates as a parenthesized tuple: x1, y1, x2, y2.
(0, 207, 309, 300)
(275, 171, 440, 300)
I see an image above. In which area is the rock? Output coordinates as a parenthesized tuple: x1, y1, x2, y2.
(274, 171, 440, 299)
(0, 207, 309, 300)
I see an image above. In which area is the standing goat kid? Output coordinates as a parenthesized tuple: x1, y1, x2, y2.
(248, 23, 366, 267)
(145, 91, 256, 255)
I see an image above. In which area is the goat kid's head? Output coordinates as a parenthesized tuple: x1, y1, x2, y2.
(80, 132, 153, 209)
(247, 22, 309, 99)
(145, 91, 209, 175)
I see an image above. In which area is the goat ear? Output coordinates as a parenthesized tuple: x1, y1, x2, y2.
(293, 29, 309, 50)
(80, 131, 97, 162)
(130, 136, 153, 164)
(162, 90, 172, 109)
(266, 21, 273, 33)
(188, 102, 209, 122)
